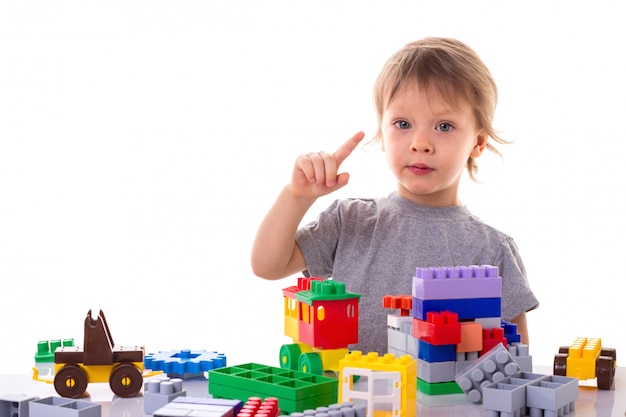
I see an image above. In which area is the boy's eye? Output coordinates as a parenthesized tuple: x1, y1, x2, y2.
(436, 122, 453, 132)
(394, 120, 411, 129)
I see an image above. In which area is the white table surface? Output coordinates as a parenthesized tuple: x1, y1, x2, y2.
(1, 365, 623, 417)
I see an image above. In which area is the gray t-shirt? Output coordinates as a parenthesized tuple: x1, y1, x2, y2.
(295, 192, 539, 355)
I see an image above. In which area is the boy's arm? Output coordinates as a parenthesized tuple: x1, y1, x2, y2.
(251, 132, 365, 280)
(250, 186, 314, 279)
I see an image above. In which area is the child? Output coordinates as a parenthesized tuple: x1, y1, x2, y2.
(251, 37, 539, 355)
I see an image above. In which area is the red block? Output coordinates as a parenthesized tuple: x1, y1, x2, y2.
(413, 311, 461, 345)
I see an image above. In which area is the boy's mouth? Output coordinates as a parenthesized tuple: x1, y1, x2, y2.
(408, 163, 433, 175)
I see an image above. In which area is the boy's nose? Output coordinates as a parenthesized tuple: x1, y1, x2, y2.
(410, 134, 433, 154)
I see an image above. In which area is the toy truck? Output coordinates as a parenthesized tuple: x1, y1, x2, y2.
(33, 309, 159, 398)
(553, 337, 616, 390)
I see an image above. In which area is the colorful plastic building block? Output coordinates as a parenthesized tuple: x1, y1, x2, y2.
(287, 402, 366, 417)
(237, 397, 280, 417)
(28, 396, 101, 417)
(35, 339, 75, 363)
(144, 377, 186, 414)
(144, 349, 227, 379)
(153, 397, 242, 417)
(482, 372, 578, 417)
(339, 351, 416, 417)
(32, 309, 161, 398)
(406, 265, 533, 406)
(554, 337, 617, 390)
(280, 278, 361, 375)
(455, 343, 521, 403)
(208, 363, 338, 414)
(413, 311, 461, 345)
(0, 394, 39, 417)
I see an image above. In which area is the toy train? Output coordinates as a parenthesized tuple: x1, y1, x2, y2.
(279, 277, 360, 375)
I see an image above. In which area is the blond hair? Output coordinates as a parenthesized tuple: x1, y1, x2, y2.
(372, 37, 508, 180)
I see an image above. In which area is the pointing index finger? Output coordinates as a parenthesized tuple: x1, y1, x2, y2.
(333, 131, 366, 166)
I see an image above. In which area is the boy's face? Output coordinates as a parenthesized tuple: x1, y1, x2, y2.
(381, 81, 486, 206)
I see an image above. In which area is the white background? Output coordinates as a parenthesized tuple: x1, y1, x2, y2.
(1, 0, 624, 379)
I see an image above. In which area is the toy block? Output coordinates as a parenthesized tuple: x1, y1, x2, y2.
(482, 372, 577, 417)
(286, 402, 367, 417)
(338, 351, 417, 417)
(144, 349, 227, 379)
(144, 377, 186, 415)
(482, 375, 533, 416)
(413, 266, 502, 300)
(388, 328, 407, 354)
(417, 339, 455, 362)
(474, 317, 501, 330)
(508, 343, 533, 372)
(237, 397, 279, 417)
(566, 337, 602, 380)
(208, 363, 337, 414)
(382, 295, 412, 316)
(387, 313, 412, 330)
(413, 297, 501, 321)
(526, 374, 578, 417)
(341, 368, 402, 417)
(501, 320, 521, 344)
(28, 397, 101, 417)
(413, 311, 461, 345)
(455, 343, 521, 403)
(455, 357, 477, 375)
(35, 339, 74, 363)
(417, 359, 456, 383)
(417, 379, 463, 395)
(0, 394, 38, 417)
(153, 397, 237, 417)
(456, 321, 482, 353)
(481, 327, 508, 356)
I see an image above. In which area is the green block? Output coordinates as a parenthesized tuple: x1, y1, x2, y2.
(208, 363, 338, 411)
(417, 378, 463, 395)
(35, 339, 74, 363)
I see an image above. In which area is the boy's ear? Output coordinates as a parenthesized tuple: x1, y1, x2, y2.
(470, 129, 488, 158)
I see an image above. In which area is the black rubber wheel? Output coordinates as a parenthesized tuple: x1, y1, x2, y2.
(109, 363, 143, 397)
(596, 355, 615, 390)
(553, 353, 568, 376)
(54, 364, 88, 398)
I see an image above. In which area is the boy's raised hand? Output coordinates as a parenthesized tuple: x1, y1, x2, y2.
(290, 131, 365, 200)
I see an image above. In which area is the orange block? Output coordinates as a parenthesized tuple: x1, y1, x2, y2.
(457, 321, 483, 353)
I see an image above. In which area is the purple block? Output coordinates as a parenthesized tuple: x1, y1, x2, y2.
(413, 266, 502, 300)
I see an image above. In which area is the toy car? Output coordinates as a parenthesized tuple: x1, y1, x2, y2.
(553, 337, 616, 390)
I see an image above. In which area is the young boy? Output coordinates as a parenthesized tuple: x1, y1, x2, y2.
(251, 37, 539, 355)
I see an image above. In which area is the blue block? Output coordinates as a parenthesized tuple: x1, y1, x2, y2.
(501, 321, 521, 344)
(418, 340, 456, 362)
(144, 349, 227, 378)
(413, 297, 501, 321)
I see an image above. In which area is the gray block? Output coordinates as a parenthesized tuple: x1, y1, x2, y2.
(526, 375, 578, 417)
(455, 343, 521, 403)
(144, 378, 187, 414)
(0, 394, 38, 417)
(418, 359, 456, 383)
(29, 397, 101, 417)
